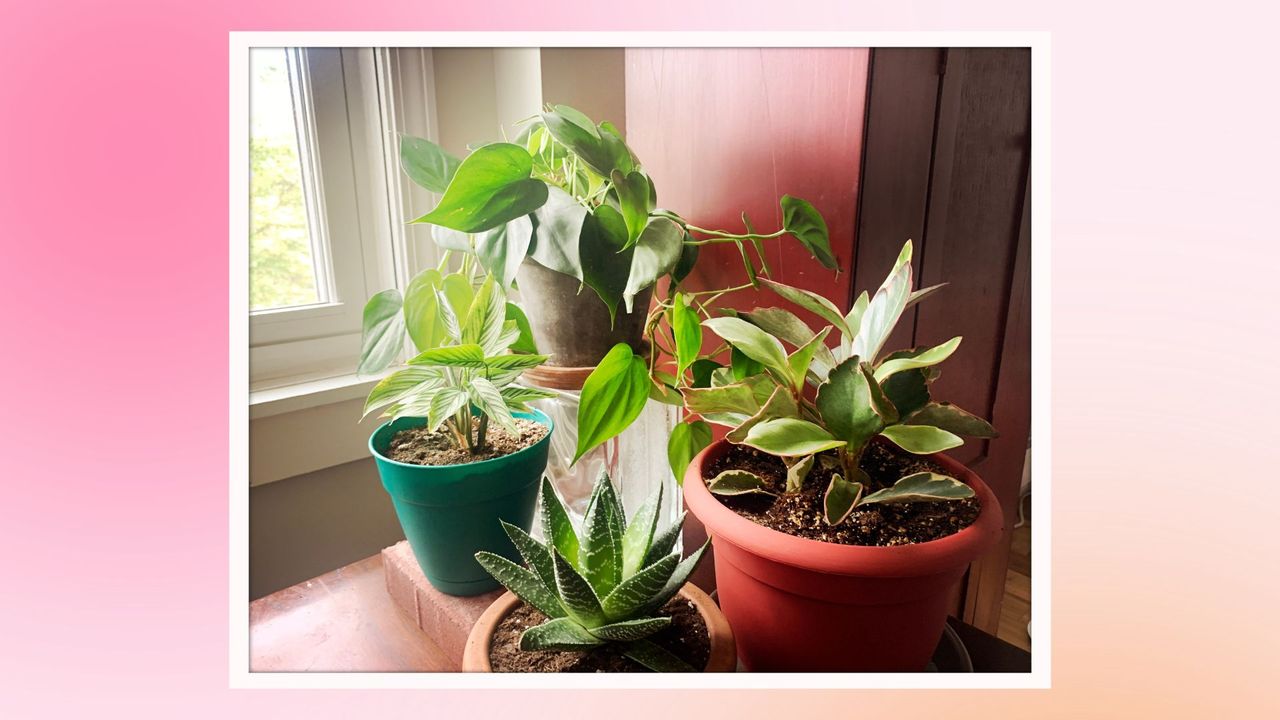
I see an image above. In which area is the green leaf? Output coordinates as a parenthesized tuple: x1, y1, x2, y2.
(823, 471, 865, 525)
(500, 384, 558, 412)
(406, 343, 485, 368)
(622, 217, 684, 313)
(786, 454, 815, 493)
(399, 134, 460, 193)
(403, 269, 445, 352)
(724, 384, 800, 443)
(411, 143, 549, 233)
(873, 336, 962, 382)
(589, 617, 671, 642)
(475, 214, 533, 289)
(574, 344, 650, 464)
(702, 316, 791, 382)
(882, 368, 931, 418)
(540, 477, 579, 567)
(579, 474, 624, 595)
(851, 250, 913, 364)
(637, 540, 707, 617)
(475, 551, 566, 619)
(743, 418, 845, 457)
(690, 359, 721, 388)
(759, 278, 850, 337)
(780, 195, 837, 269)
(519, 617, 605, 651)
(906, 282, 947, 309)
(843, 290, 870, 342)
(357, 289, 405, 375)
(816, 357, 898, 450)
(643, 512, 685, 568)
(880, 424, 964, 454)
(504, 302, 539, 354)
(907, 402, 998, 438)
(597, 120, 636, 175)
(541, 106, 617, 177)
(461, 275, 505, 351)
(622, 483, 663, 578)
(363, 367, 442, 418)
(671, 235, 699, 284)
(667, 420, 713, 485)
(682, 382, 762, 418)
(426, 386, 469, 431)
(499, 521, 557, 595)
(622, 639, 697, 672)
(611, 170, 652, 246)
(469, 376, 516, 432)
(730, 346, 765, 381)
(670, 293, 702, 378)
(707, 469, 775, 497)
(581, 204, 634, 324)
(859, 472, 975, 506)
(601, 553, 679, 621)
(551, 548, 606, 627)
(483, 353, 549, 372)
(788, 326, 833, 390)
(439, 273, 474, 340)
(529, 186, 587, 280)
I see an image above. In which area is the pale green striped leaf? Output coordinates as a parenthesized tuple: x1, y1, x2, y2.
(362, 367, 443, 418)
(484, 353, 550, 372)
(407, 343, 485, 368)
(468, 376, 516, 432)
(426, 386, 469, 432)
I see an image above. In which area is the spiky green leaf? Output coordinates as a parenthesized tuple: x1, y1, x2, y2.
(552, 549, 605, 627)
(601, 553, 679, 621)
(499, 520, 556, 595)
(622, 483, 663, 578)
(622, 639, 697, 672)
(589, 617, 671, 642)
(475, 551, 566, 619)
(539, 478, 579, 566)
(519, 617, 604, 651)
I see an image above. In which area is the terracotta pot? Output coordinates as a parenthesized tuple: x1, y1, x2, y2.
(462, 585, 737, 672)
(683, 439, 1003, 672)
(516, 259, 652, 368)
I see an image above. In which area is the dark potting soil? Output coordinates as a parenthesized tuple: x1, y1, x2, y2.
(706, 441, 981, 546)
(385, 418, 547, 466)
(488, 597, 711, 672)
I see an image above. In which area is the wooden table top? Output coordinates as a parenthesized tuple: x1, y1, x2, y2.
(249, 554, 1031, 673)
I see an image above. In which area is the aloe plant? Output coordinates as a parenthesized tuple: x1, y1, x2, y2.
(360, 270, 556, 454)
(475, 472, 708, 671)
(645, 239, 995, 523)
(396, 104, 835, 326)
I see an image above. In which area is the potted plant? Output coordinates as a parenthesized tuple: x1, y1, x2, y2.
(361, 270, 559, 596)
(462, 473, 736, 672)
(676, 240, 1004, 671)
(396, 104, 836, 369)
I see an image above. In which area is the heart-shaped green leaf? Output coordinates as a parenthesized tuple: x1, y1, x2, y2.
(399, 134, 460, 193)
(504, 302, 538, 354)
(411, 143, 548, 233)
(611, 170, 652, 246)
(581, 205, 634, 325)
(667, 420, 713, 485)
(780, 195, 837, 269)
(475, 214, 534, 289)
(574, 344, 650, 463)
(742, 419, 846, 457)
(528, 186, 587, 280)
(879, 424, 963, 454)
(358, 289, 404, 375)
(859, 472, 974, 505)
(622, 217, 683, 313)
(670, 293, 702, 378)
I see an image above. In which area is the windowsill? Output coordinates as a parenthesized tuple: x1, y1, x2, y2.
(250, 370, 388, 420)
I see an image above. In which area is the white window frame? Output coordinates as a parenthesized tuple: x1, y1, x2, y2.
(248, 47, 444, 391)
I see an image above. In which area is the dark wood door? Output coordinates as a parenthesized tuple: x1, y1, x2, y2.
(626, 47, 1031, 631)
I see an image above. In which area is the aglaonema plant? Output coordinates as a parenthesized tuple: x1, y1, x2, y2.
(667, 240, 997, 523)
(360, 270, 556, 454)
(396, 104, 836, 326)
(475, 472, 708, 671)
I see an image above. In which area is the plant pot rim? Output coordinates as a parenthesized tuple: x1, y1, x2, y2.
(368, 408, 554, 471)
(462, 584, 737, 672)
(683, 438, 1004, 579)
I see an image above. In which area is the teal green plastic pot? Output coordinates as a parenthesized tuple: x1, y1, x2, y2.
(369, 410, 552, 596)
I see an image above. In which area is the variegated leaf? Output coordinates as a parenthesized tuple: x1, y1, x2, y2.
(601, 553, 679, 621)
(642, 511, 685, 568)
(579, 477, 624, 596)
(637, 540, 708, 617)
(426, 386, 469, 432)
(906, 402, 998, 438)
(519, 617, 604, 651)
(500, 520, 556, 595)
(475, 551, 566, 619)
(468, 376, 516, 432)
(859, 472, 974, 505)
(823, 471, 865, 526)
(879, 424, 963, 454)
(707, 469, 775, 497)
(362, 367, 443, 418)
(588, 617, 671, 642)
(786, 454, 815, 493)
(873, 336, 962, 382)
(552, 548, 605, 628)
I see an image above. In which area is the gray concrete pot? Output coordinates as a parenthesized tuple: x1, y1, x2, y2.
(516, 259, 652, 368)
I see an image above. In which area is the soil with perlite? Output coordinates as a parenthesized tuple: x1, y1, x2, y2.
(385, 419, 547, 466)
(707, 441, 980, 546)
(488, 597, 711, 672)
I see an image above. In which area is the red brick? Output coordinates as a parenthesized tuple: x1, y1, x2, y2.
(380, 541, 501, 669)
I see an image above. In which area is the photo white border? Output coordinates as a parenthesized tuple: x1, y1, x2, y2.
(230, 30, 1051, 690)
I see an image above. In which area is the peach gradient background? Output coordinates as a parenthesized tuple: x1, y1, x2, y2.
(2, 0, 1277, 717)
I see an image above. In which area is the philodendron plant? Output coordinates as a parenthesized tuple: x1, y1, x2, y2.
(397, 104, 836, 324)
(475, 472, 708, 671)
(674, 240, 997, 524)
(360, 271, 556, 454)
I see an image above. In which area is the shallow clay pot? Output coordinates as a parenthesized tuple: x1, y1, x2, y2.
(683, 438, 1003, 672)
(462, 585, 737, 672)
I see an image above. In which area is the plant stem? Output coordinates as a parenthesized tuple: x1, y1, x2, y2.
(683, 227, 786, 245)
(474, 414, 489, 454)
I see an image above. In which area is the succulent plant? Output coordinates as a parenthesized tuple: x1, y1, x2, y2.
(475, 472, 708, 671)
(668, 239, 998, 524)
(360, 271, 556, 453)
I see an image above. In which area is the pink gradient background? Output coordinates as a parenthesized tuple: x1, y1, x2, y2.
(2, 0, 1277, 717)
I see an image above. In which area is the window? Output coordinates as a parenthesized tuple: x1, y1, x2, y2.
(247, 48, 443, 388)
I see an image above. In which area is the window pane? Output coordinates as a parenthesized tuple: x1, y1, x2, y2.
(249, 48, 321, 311)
